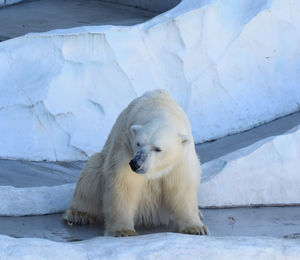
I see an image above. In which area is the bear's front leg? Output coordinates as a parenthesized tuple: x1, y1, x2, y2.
(163, 171, 208, 235)
(167, 190, 208, 235)
(175, 195, 208, 235)
(103, 170, 144, 237)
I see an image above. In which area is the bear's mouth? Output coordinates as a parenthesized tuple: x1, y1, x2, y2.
(133, 168, 147, 174)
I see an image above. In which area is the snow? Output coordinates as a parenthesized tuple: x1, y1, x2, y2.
(198, 125, 300, 207)
(0, 0, 23, 7)
(1, 233, 300, 260)
(0, 0, 299, 161)
(0, 184, 74, 216)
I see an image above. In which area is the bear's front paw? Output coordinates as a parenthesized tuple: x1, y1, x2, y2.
(180, 224, 209, 235)
(113, 229, 138, 237)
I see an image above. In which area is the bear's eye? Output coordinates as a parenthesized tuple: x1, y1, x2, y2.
(136, 142, 140, 147)
(154, 147, 162, 152)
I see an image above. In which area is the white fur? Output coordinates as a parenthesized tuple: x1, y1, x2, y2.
(63, 90, 208, 236)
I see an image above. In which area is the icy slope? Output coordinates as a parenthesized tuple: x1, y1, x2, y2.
(0, 0, 300, 161)
(0, 233, 300, 260)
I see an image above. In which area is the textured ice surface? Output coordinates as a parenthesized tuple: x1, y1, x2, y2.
(198, 125, 300, 207)
(0, 0, 299, 161)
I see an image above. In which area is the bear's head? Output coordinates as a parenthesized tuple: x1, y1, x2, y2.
(129, 123, 190, 178)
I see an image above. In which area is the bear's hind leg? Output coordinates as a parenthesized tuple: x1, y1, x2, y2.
(63, 208, 100, 225)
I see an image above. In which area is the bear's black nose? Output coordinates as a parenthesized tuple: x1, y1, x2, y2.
(129, 160, 140, 172)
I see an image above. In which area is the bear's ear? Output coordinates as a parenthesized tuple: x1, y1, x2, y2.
(179, 134, 191, 145)
(130, 125, 142, 136)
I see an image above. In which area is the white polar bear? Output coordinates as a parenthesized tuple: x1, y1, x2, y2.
(63, 89, 208, 236)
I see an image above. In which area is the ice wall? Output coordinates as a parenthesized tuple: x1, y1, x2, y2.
(0, 0, 299, 161)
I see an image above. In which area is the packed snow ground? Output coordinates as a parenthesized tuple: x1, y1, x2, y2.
(0, 0, 299, 161)
(1, 233, 300, 260)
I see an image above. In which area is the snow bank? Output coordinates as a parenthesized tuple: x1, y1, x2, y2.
(0, 184, 75, 216)
(0, 0, 23, 7)
(198, 125, 300, 207)
(0, 0, 299, 161)
(1, 233, 300, 260)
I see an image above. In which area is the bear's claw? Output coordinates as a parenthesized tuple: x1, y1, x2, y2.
(114, 229, 138, 237)
(181, 224, 209, 235)
(63, 209, 99, 225)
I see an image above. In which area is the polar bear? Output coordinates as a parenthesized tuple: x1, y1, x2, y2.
(63, 89, 208, 236)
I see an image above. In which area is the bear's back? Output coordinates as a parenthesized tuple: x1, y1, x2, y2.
(128, 90, 187, 122)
